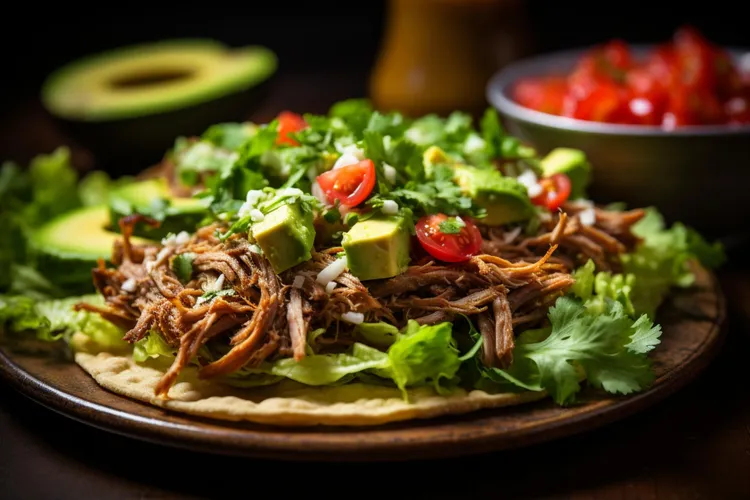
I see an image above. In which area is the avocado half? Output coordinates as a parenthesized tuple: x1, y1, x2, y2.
(41, 39, 277, 174)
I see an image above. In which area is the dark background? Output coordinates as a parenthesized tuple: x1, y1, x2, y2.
(2, 1, 748, 114)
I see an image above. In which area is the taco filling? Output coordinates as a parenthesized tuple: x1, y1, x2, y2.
(0, 100, 725, 424)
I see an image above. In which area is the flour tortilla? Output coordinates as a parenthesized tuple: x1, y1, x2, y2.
(70, 332, 547, 426)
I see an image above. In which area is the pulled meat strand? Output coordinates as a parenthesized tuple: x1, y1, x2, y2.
(286, 287, 308, 362)
(79, 200, 648, 397)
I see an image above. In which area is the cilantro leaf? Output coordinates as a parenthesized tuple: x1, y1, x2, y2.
(485, 295, 660, 405)
(171, 253, 196, 284)
(201, 122, 258, 151)
(197, 288, 236, 305)
(438, 217, 466, 234)
(368, 164, 484, 219)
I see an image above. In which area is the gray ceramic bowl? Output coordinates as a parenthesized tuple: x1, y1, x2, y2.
(486, 46, 750, 239)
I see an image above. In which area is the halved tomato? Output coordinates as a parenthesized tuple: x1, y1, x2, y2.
(276, 111, 307, 146)
(530, 173, 572, 211)
(415, 213, 483, 263)
(316, 159, 376, 208)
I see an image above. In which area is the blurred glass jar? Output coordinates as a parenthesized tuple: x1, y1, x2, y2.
(370, 0, 530, 118)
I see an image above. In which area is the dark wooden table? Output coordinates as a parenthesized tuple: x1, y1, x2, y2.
(2, 70, 750, 500)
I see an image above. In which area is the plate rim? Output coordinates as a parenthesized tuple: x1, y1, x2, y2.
(0, 269, 727, 462)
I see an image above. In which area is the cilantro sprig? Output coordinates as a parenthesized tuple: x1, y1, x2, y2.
(438, 216, 466, 234)
(476, 295, 662, 405)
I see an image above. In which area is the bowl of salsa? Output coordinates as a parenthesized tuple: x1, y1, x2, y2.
(486, 26, 750, 238)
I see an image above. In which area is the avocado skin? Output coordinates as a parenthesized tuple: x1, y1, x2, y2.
(46, 76, 274, 176)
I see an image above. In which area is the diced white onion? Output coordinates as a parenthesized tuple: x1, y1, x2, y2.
(517, 169, 543, 198)
(292, 275, 305, 289)
(336, 143, 365, 160)
(311, 180, 328, 205)
(464, 134, 486, 154)
(250, 209, 265, 222)
(277, 187, 303, 198)
(213, 273, 226, 291)
(527, 183, 544, 198)
(316, 256, 348, 285)
(455, 215, 465, 225)
(156, 247, 171, 263)
(341, 311, 364, 324)
(249, 244, 262, 254)
(161, 234, 176, 246)
(381, 199, 399, 215)
(579, 207, 596, 226)
(325, 281, 337, 294)
(383, 163, 397, 184)
(503, 226, 523, 244)
(338, 204, 351, 220)
(516, 169, 538, 189)
(246, 189, 266, 206)
(174, 231, 191, 245)
(333, 152, 361, 170)
(237, 202, 252, 218)
(121, 278, 136, 293)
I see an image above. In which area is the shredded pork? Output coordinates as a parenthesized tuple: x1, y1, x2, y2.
(76, 202, 644, 397)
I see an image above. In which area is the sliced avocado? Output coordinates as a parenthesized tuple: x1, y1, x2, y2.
(540, 148, 591, 200)
(108, 178, 208, 239)
(39, 39, 277, 175)
(454, 165, 535, 226)
(28, 205, 151, 288)
(342, 215, 412, 281)
(42, 39, 277, 122)
(252, 203, 316, 274)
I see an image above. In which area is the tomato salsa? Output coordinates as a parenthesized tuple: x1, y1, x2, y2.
(512, 26, 750, 128)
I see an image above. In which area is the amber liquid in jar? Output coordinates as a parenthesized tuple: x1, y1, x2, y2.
(369, 0, 529, 119)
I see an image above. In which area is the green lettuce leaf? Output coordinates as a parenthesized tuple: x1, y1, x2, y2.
(199, 320, 464, 400)
(623, 207, 725, 317)
(0, 293, 127, 348)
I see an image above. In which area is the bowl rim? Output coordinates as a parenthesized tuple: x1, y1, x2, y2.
(486, 44, 750, 137)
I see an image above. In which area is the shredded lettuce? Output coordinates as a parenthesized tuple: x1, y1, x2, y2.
(183, 320, 464, 400)
(623, 207, 725, 317)
(0, 147, 127, 295)
(0, 294, 126, 348)
(133, 331, 175, 363)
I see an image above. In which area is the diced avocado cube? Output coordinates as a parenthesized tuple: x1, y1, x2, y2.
(251, 203, 315, 273)
(343, 215, 411, 281)
(540, 147, 591, 200)
(454, 165, 534, 226)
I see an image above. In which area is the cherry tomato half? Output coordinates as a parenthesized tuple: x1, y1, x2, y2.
(415, 214, 483, 263)
(530, 173, 572, 212)
(276, 111, 307, 146)
(316, 159, 376, 208)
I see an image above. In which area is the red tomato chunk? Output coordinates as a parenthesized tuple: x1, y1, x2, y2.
(512, 26, 750, 128)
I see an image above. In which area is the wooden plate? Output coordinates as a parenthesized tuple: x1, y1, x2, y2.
(0, 265, 726, 462)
